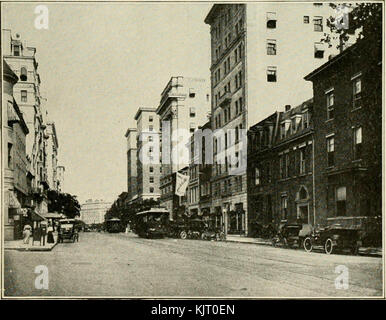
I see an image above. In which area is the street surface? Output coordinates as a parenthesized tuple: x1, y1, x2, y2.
(4, 232, 383, 297)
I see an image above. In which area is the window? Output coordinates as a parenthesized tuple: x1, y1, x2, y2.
(21, 90, 27, 102)
(267, 12, 277, 29)
(280, 123, 286, 139)
(149, 125, 153, 131)
(20, 67, 27, 81)
(149, 176, 154, 183)
(291, 118, 297, 134)
(327, 136, 335, 167)
(8, 143, 13, 168)
(336, 186, 346, 216)
(281, 196, 288, 220)
(314, 16, 323, 31)
(353, 76, 362, 108)
(148, 136, 153, 142)
(354, 127, 362, 160)
(150, 187, 154, 193)
(190, 107, 196, 117)
(285, 153, 290, 178)
(303, 111, 309, 129)
(149, 166, 154, 173)
(149, 115, 153, 122)
(189, 88, 196, 98)
(326, 90, 334, 120)
(304, 16, 310, 23)
(267, 39, 277, 55)
(235, 18, 243, 34)
(13, 45, 20, 56)
(267, 66, 277, 82)
(300, 148, 306, 174)
(238, 97, 243, 113)
(314, 42, 324, 58)
(255, 168, 260, 185)
(235, 71, 243, 89)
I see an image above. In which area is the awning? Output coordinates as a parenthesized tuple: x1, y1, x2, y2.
(8, 191, 21, 209)
(41, 212, 65, 219)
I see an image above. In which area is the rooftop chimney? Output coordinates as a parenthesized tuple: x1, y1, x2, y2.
(285, 105, 291, 112)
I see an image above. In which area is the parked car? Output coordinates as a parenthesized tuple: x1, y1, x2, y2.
(303, 224, 361, 255)
(168, 218, 207, 240)
(272, 223, 310, 249)
(201, 226, 225, 241)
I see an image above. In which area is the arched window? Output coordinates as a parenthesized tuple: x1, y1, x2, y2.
(299, 186, 308, 200)
(20, 67, 27, 81)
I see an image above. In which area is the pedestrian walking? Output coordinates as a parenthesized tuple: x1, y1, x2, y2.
(23, 224, 32, 244)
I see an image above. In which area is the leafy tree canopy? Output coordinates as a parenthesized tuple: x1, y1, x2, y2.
(47, 190, 81, 219)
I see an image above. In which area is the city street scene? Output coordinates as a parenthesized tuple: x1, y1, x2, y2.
(1, 2, 383, 299)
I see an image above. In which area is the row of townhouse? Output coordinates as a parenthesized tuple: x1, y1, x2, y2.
(247, 38, 381, 242)
(2, 30, 65, 240)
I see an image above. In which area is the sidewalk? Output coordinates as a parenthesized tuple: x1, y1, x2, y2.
(4, 233, 58, 252)
(226, 235, 272, 246)
(225, 235, 382, 257)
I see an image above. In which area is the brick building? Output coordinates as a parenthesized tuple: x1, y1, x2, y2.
(304, 38, 382, 234)
(247, 99, 314, 234)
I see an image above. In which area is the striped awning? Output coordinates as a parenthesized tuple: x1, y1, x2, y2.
(8, 191, 21, 209)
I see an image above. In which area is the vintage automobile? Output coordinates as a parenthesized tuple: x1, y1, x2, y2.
(271, 223, 309, 249)
(58, 219, 79, 243)
(303, 224, 361, 255)
(134, 208, 169, 239)
(168, 218, 208, 240)
(201, 226, 225, 241)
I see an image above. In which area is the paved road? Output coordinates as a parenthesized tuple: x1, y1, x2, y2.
(3, 232, 383, 297)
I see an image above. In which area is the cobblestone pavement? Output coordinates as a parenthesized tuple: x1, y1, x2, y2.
(3, 232, 383, 297)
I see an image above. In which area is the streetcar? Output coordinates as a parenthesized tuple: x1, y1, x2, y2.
(134, 208, 169, 238)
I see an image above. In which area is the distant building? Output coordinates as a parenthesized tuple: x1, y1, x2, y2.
(125, 128, 138, 201)
(56, 165, 65, 192)
(2, 29, 49, 215)
(156, 76, 210, 215)
(2, 59, 30, 240)
(204, 3, 336, 235)
(46, 122, 60, 191)
(160, 167, 189, 220)
(187, 121, 215, 225)
(80, 199, 111, 225)
(304, 38, 382, 233)
(247, 100, 314, 235)
(135, 107, 161, 201)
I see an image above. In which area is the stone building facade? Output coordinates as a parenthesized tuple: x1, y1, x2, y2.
(204, 3, 336, 235)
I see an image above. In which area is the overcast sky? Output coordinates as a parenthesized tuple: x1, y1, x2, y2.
(2, 2, 212, 204)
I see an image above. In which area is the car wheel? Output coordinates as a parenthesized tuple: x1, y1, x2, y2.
(180, 230, 187, 240)
(325, 238, 335, 254)
(303, 237, 313, 253)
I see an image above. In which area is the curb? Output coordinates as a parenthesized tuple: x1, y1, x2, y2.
(4, 242, 58, 252)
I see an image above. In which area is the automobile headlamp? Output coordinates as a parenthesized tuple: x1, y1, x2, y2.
(332, 234, 340, 240)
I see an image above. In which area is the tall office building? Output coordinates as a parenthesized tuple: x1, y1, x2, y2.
(204, 3, 336, 235)
(135, 107, 161, 201)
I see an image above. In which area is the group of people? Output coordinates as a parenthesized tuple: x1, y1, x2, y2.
(22, 222, 55, 245)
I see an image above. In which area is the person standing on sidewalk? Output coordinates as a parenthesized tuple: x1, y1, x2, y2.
(23, 224, 32, 244)
(47, 223, 55, 243)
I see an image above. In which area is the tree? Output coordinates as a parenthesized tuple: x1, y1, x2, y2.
(47, 190, 81, 218)
(323, 3, 382, 51)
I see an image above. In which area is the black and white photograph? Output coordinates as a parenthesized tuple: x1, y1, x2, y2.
(1, 1, 383, 300)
